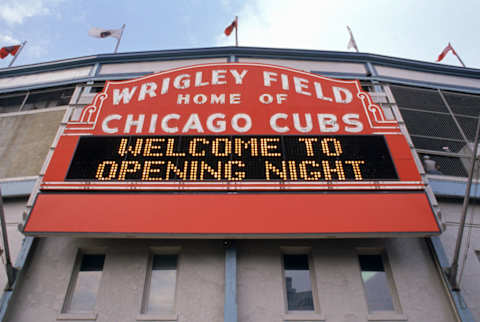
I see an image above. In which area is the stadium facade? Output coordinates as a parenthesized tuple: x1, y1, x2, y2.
(0, 46, 479, 322)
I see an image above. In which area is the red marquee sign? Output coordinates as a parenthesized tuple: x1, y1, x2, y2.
(23, 63, 440, 237)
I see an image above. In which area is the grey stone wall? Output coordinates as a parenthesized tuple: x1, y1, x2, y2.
(0, 109, 65, 178)
(4, 238, 457, 322)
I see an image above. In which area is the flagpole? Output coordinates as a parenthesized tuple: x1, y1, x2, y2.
(8, 41, 27, 68)
(454, 51, 466, 68)
(114, 24, 126, 54)
(235, 16, 238, 47)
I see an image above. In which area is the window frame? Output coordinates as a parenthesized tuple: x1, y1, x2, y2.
(357, 249, 403, 317)
(138, 247, 181, 321)
(280, 247, 321, 316)
(59, 250, 106, 320)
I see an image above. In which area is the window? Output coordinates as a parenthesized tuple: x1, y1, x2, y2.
(358, 254, 399, 313)
(0, 92, 27, 113)
(63, 254, 105, 313)
(142, 254, 178, 313)
(283, 254, 315, 312)
(0, 85, 74, 114)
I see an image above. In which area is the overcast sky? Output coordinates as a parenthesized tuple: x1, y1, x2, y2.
(0, 0, 478, 69)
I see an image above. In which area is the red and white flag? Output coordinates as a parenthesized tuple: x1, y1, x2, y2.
(436, 42, 457, 62)
(0, 45, 21, 59)
(224, 19, 237, 36)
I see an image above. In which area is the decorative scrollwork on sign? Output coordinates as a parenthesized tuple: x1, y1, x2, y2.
(76, 93, 108, 125)
(357, 91, 397, 129)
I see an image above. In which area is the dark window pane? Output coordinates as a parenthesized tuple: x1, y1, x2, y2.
(284, 254, 309, 270)
(284, 254, 314, 311)
(0, 93, 25, 113)
(80, 254, 105, 271)
(22, 87, 74, 111)
(152, 254, 177, 270)
(68, 254, 105, 312)
(359, 255, 395, 312)
(90, 82, 105, 93)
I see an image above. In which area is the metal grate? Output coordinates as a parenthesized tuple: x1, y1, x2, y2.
(390, 84, 480, 178)
(389, 85, 449, 113)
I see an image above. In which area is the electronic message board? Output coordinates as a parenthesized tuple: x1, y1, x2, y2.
(66, 135, 398, 182)
(23, 63, 440, 237)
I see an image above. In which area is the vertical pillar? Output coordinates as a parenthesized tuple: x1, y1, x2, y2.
(224, 241, 238, 322)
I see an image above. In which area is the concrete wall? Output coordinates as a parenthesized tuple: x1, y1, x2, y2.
(438, 199, 480, 320)
(0, 198, 27, 290)
(0, 109, 65, 178)
(5, 238, 225, 322)
(4, 238, 456, 322)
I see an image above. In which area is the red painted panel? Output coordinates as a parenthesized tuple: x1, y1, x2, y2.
(385, 135, 421, 181)
(24, 192, 440, 236)
(43, 135, 79, 182)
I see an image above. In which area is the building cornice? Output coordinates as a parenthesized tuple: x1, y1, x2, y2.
(0, 46, 479, 79)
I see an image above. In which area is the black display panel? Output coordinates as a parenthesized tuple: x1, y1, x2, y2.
(66, 135, 398, 181)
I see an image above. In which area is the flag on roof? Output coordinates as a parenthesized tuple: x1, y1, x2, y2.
(436, 42, 466, 67)
(88, 27, 123, 39)
(436, 43, 456, 62)
(0, 45, 21, 59)
(346, 26, 359, 52)
(224, 19, 237, 36)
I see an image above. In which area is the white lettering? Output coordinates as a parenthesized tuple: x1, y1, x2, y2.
(230, 93, 241, 104)
(317, 114, 339, 132)
(293, 113, 313, 133)
(161, 77, 170, 95)
(276, 93, 287, 104)
(211, 94, 225, 104)
(293, 77, 311, 96)
(138, 82, 157, 101)
(113, 87, 137, 105)
(212, 70, 227, 85)
(124, 114, 145, 133)
(263, 71, 277, 87)
(161, 114, 180, 133)
(102, 114, 121, 133)
(333, 86, 353, 104)
(182, 113, 204, 133)
(342, 113, 363, 133)
(177, 94, 190, 104)
(281, 74, 289, 90)
(270, 113, 289, 133)
(207, 113, 226, 133)
(149, 114, 158, 133)
(314, 82, 333, 101)
(173, 74, 190, 89)
(259, 94, 273, 104)
(232, 113, 252, 132)
(230, 69, 248, 84)
(195, 72, 209, 87)
(193, 94, 207, 104)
